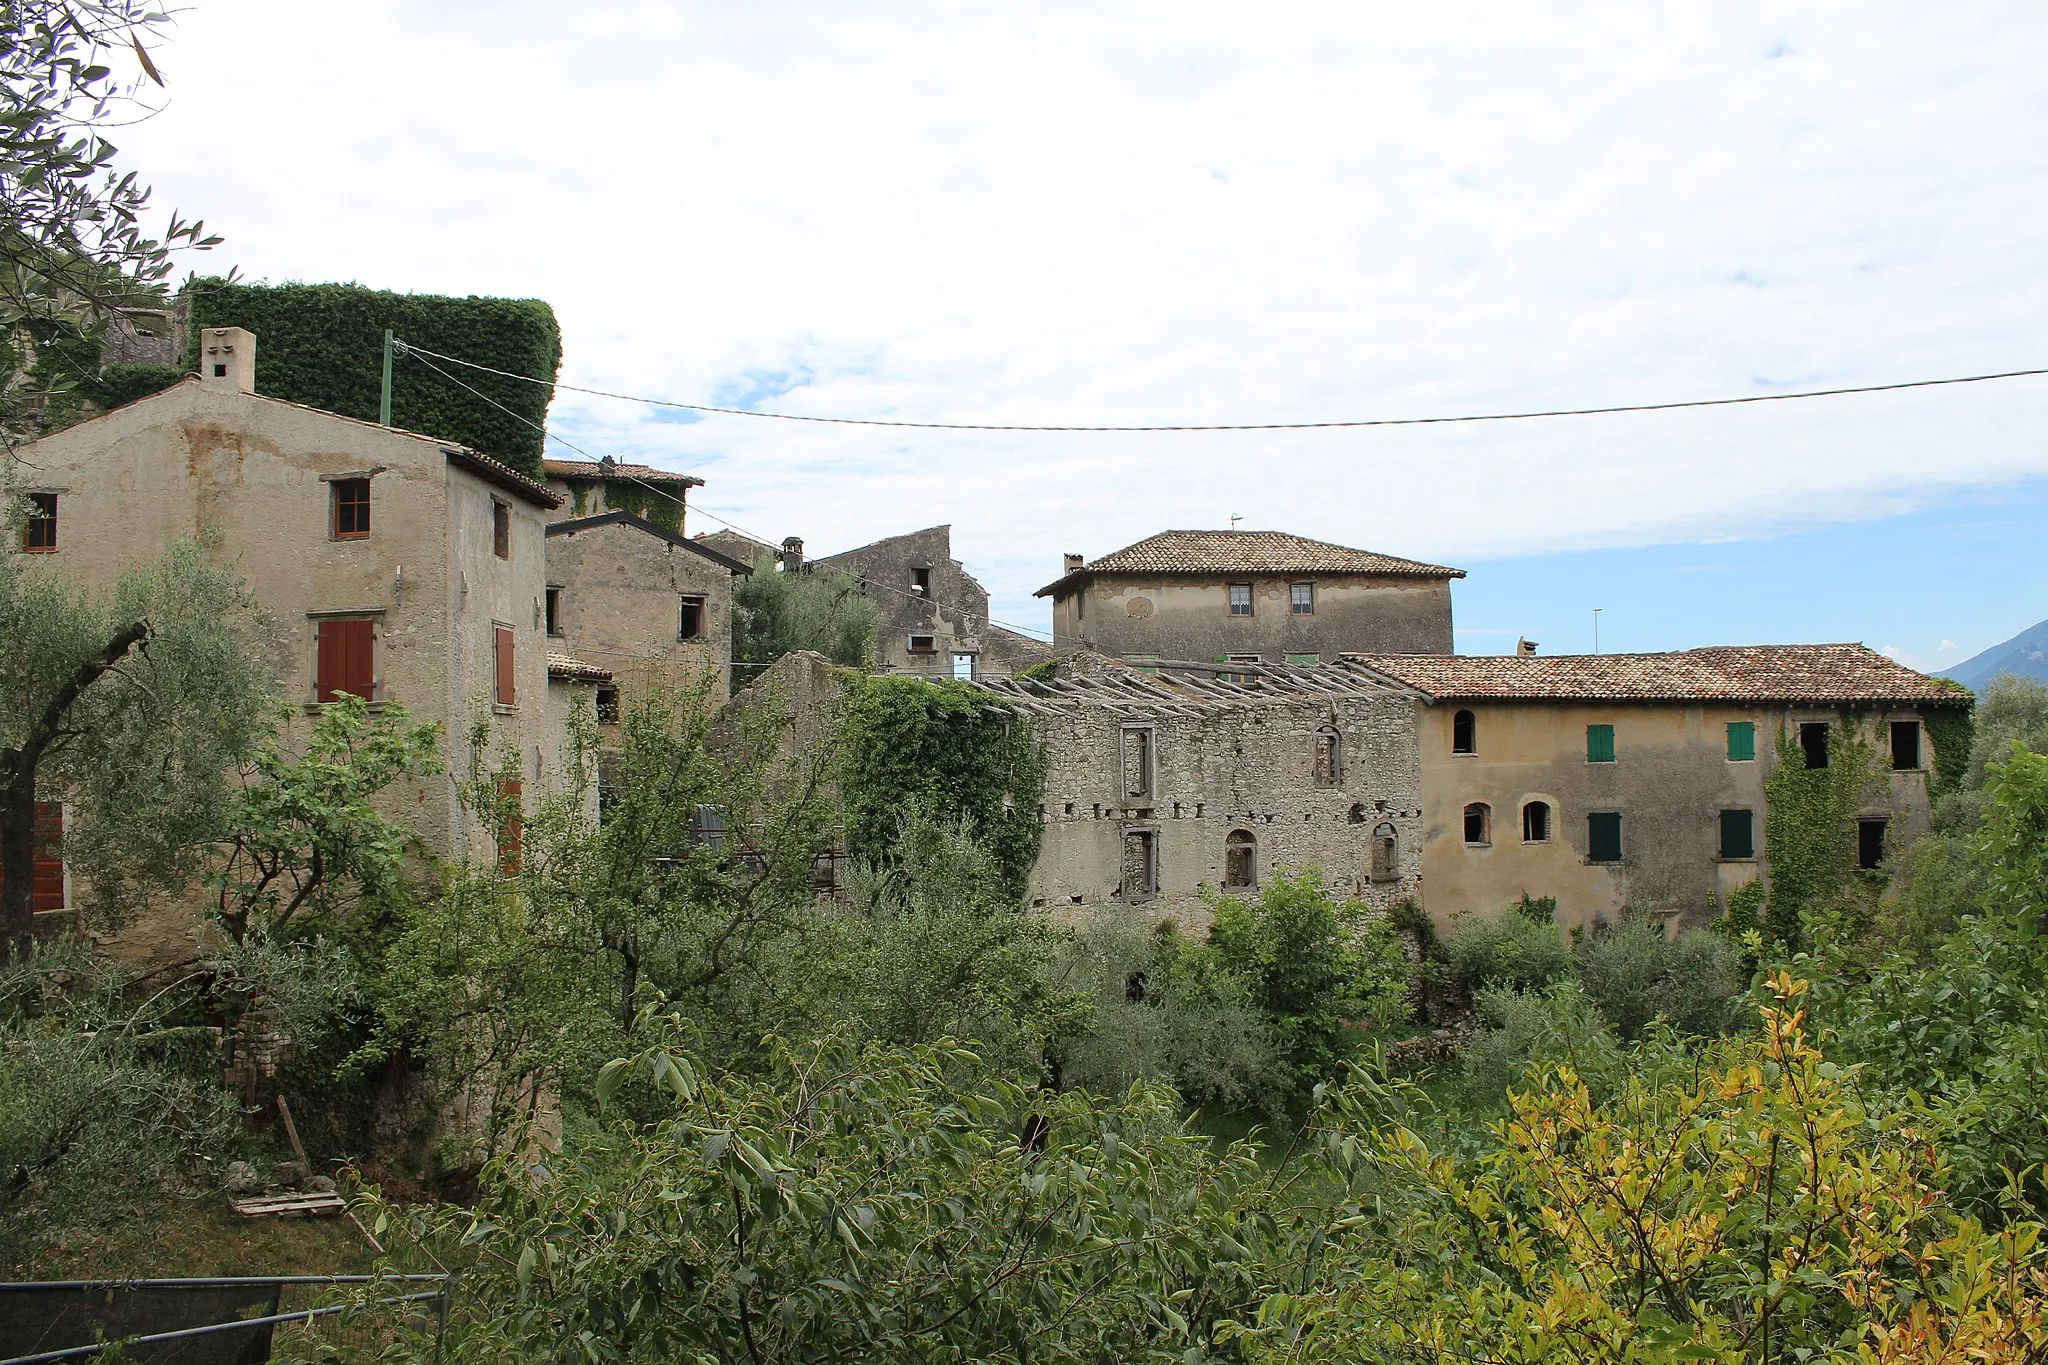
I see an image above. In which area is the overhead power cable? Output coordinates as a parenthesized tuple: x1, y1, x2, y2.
(394, 340, 2048, 433)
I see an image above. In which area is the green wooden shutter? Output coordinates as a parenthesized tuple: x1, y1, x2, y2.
(1727, 721, 1756, 762)
(1719, 809, 1754, 859)
(1586, 723, 1615, 764)
(1588, 812, 1623, 862)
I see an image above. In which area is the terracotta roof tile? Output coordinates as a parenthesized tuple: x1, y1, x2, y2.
(546, 651, 614, 684)
(1036, 530, 1462, 596)
(543, 457, 703, 487)
(1341, 644, 1970, 706)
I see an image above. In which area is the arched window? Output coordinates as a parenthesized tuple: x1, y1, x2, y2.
(1453, 709, 1477, 754)
(1314, 726, 1341, 786)
(1371, 821, 1399, 882)
(1522, 800, 1551, 843)
(1223, 829, 1257, 890)
(1463, 802, 1491, 846)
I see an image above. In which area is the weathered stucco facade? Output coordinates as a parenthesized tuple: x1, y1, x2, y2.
(1346, 647, 1970, 938)
(11, 327, 567, 892)
(979, 655, 1426, 931)
(543, 457, 700, 537)
(1038, 530, 1462, 665)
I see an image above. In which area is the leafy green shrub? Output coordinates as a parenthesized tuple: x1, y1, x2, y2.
(1462, 978, 1623, 1105)
(89, 361, 183, 409)
(1573, 916, 1744, 1039)
(1444, 905, 1572, 995)
(1207, 870, 1411, 1097)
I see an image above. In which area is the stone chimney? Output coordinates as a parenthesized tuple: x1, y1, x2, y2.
(779, 536, 805, 573)
(1517, 637, 1539, 656)
(198, 327, 255, 393)
(1063, 553, 1084, 575)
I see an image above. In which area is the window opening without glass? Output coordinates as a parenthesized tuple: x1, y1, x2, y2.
(1463, 802, 1491, 846)
(22, 493, 55, 551)
(1223, 829, 1256, 890)
(1858, 817, 1887, 870)
(1370, 822, 1398, 882)
(910, 566, 931, 597)
(492, 501, 510, 559)
(1122, 727, 1153, 800)
(678, 595, 705, 641)
(545, 587, 562, 637)
(952, 653, 974, 681)
(1800, 722, 1830, 770)
(907, 634, 937, 654)
(595, 686, 620, 726)
(1453, 709, 1476, 754)
(1313, 727, 1340, 786)
(1121, 829, 1157, 899)
(1522, 801, 1550, 842)
(1890, 720, 1921, 771)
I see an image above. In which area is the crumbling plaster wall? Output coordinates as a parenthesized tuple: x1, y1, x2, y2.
(544, 518, 736, 694)
(1025, 691, 1427, 932)
(815, 525, 988, 677)
(1055, 574, 1453, 664)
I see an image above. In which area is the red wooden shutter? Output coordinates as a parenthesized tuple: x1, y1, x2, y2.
(495, 627, 515, 706)
(31, 804, 64, 912)
(497, 778, 523, 874)
(317, 619, 376, 702)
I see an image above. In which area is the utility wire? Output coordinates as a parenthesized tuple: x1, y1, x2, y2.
(394, 340, 2048, 433)
(400, 345, 1066, 645)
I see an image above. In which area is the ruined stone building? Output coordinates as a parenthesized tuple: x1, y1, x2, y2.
(1341, 645, 1966, 936)
(1036, 530, 1463, 667)
(974, 654, 1426, 929)
(544, 457, 700, 535)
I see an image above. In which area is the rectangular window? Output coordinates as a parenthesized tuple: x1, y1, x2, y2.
(1586, 723, 1616, 764)
(0, 803, 68, 913)
(1587, 811, 1623, 863)
(494, 625, 516, 707)
(545, 587, 562, 636)
(1121, 829, 1157, 899)
(1719, 808, 1754, 859)
(910, 566, 931, 597)
(314, 618, 376, 703)
(497, 778, 523, 875)
(331, 478, 370, 539)
(492, 501, 510, 560)
(907, 634, 937, 654)
(952, 652, 975, 680)
(23, 493, 56, 551)
(595, 685, 620, 726)
(1289, 582, 1314, 615)
(678, 594, 705, 641)
(1800, 721, 1830, 770)
(1726, 721, 1756, 762)
(1228, 583, 1253, 616)
(1122, 727, 1153, 800)
(1891, 720, 1922, 771)
(1859, 817, 1888, 870)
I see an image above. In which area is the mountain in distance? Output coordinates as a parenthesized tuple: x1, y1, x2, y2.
(1945, 617, 2048, 692)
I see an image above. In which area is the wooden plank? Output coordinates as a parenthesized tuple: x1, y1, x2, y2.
(234, 1194, 346, 1218)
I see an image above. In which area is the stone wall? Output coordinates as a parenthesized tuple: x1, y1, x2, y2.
(1051, 573, 1454, 664)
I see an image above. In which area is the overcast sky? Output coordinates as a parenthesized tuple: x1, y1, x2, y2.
(117, 3, 2048, 662)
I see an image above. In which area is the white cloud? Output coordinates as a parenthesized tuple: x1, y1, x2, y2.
(116, 2, 2048, 628)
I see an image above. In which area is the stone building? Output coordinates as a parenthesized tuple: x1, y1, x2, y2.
(543, 457, 700, 535)
(9, 327, 583, 896)
(976, 653, 1426, 929)
(1343, 645, 1969, 937)
(1036, 530, 1463, 667)
(813, 524, 1048, 679)
(544, 511, 751, 702)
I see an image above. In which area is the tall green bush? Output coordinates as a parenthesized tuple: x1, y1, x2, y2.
(183, 279, 561, 478)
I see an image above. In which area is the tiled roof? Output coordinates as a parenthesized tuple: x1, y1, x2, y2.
(1341, 644, 1972, 706)
(544, 457, 704, 488)
(1036, 530, 1462, 596)
(547, 651, 613, 684)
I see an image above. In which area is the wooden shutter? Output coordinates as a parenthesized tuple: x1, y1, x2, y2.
(317, 619, 375, 703)
(1726, 721, 1756, 762)
(1719, 809, 1754, 859)
(1588, 812, 1623, 863)
(29, 804, 63, 912)
(1586, 724, 1615, 764)
(495, 627, 515, 706)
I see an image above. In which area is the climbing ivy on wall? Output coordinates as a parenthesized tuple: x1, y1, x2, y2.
(183, 279, 561, 479)
(1924, 700, 1976, 801)
(1758, 720, 1880, 948)
(839, 676, 1047, 902)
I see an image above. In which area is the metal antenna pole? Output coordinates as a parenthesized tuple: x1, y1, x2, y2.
(1593, 607, 1603, 655)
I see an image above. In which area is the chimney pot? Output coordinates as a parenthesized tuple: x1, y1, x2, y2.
(1063, 553, 1084, 574)
(197, 326, 256, 394)
(779, 535, 805, 573)
(1517, 637, 1539, 656)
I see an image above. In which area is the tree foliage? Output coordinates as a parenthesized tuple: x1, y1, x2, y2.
(182, 278, 562, 478)
(732, 556, 879, 678)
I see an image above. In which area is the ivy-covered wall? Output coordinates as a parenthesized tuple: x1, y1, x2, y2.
(839, 676, 1046, 902)
(183, 279, 561, 479)
(1757, 723, 1880, 946)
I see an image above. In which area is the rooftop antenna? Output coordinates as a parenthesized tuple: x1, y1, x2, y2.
(1229, 513, 1243, 530)
(1593, 607, 1604, 655)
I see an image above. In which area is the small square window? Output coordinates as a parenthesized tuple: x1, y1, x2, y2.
(22, 493, 56, 551)
(1890, 720, 1922, 771)
(492, 501, 510, 560)
(1719, 809, 1754, 859)
(1587, 811, 1623, 863)
(910, 566, 931, 597)
(1289, 582, 1314, 615)
(1800, 721, 1830, 769)
(595, 685, 620, 725)
(332, 478, 370, 539)
(679, 594, 705, 641)
(1227, 583, 1253, 616)
(1586, 724, 1616, 764)
(1726, 721, 1755, 762)
(1859, 817, 1888, 870)
(907, 634, 937, 654)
